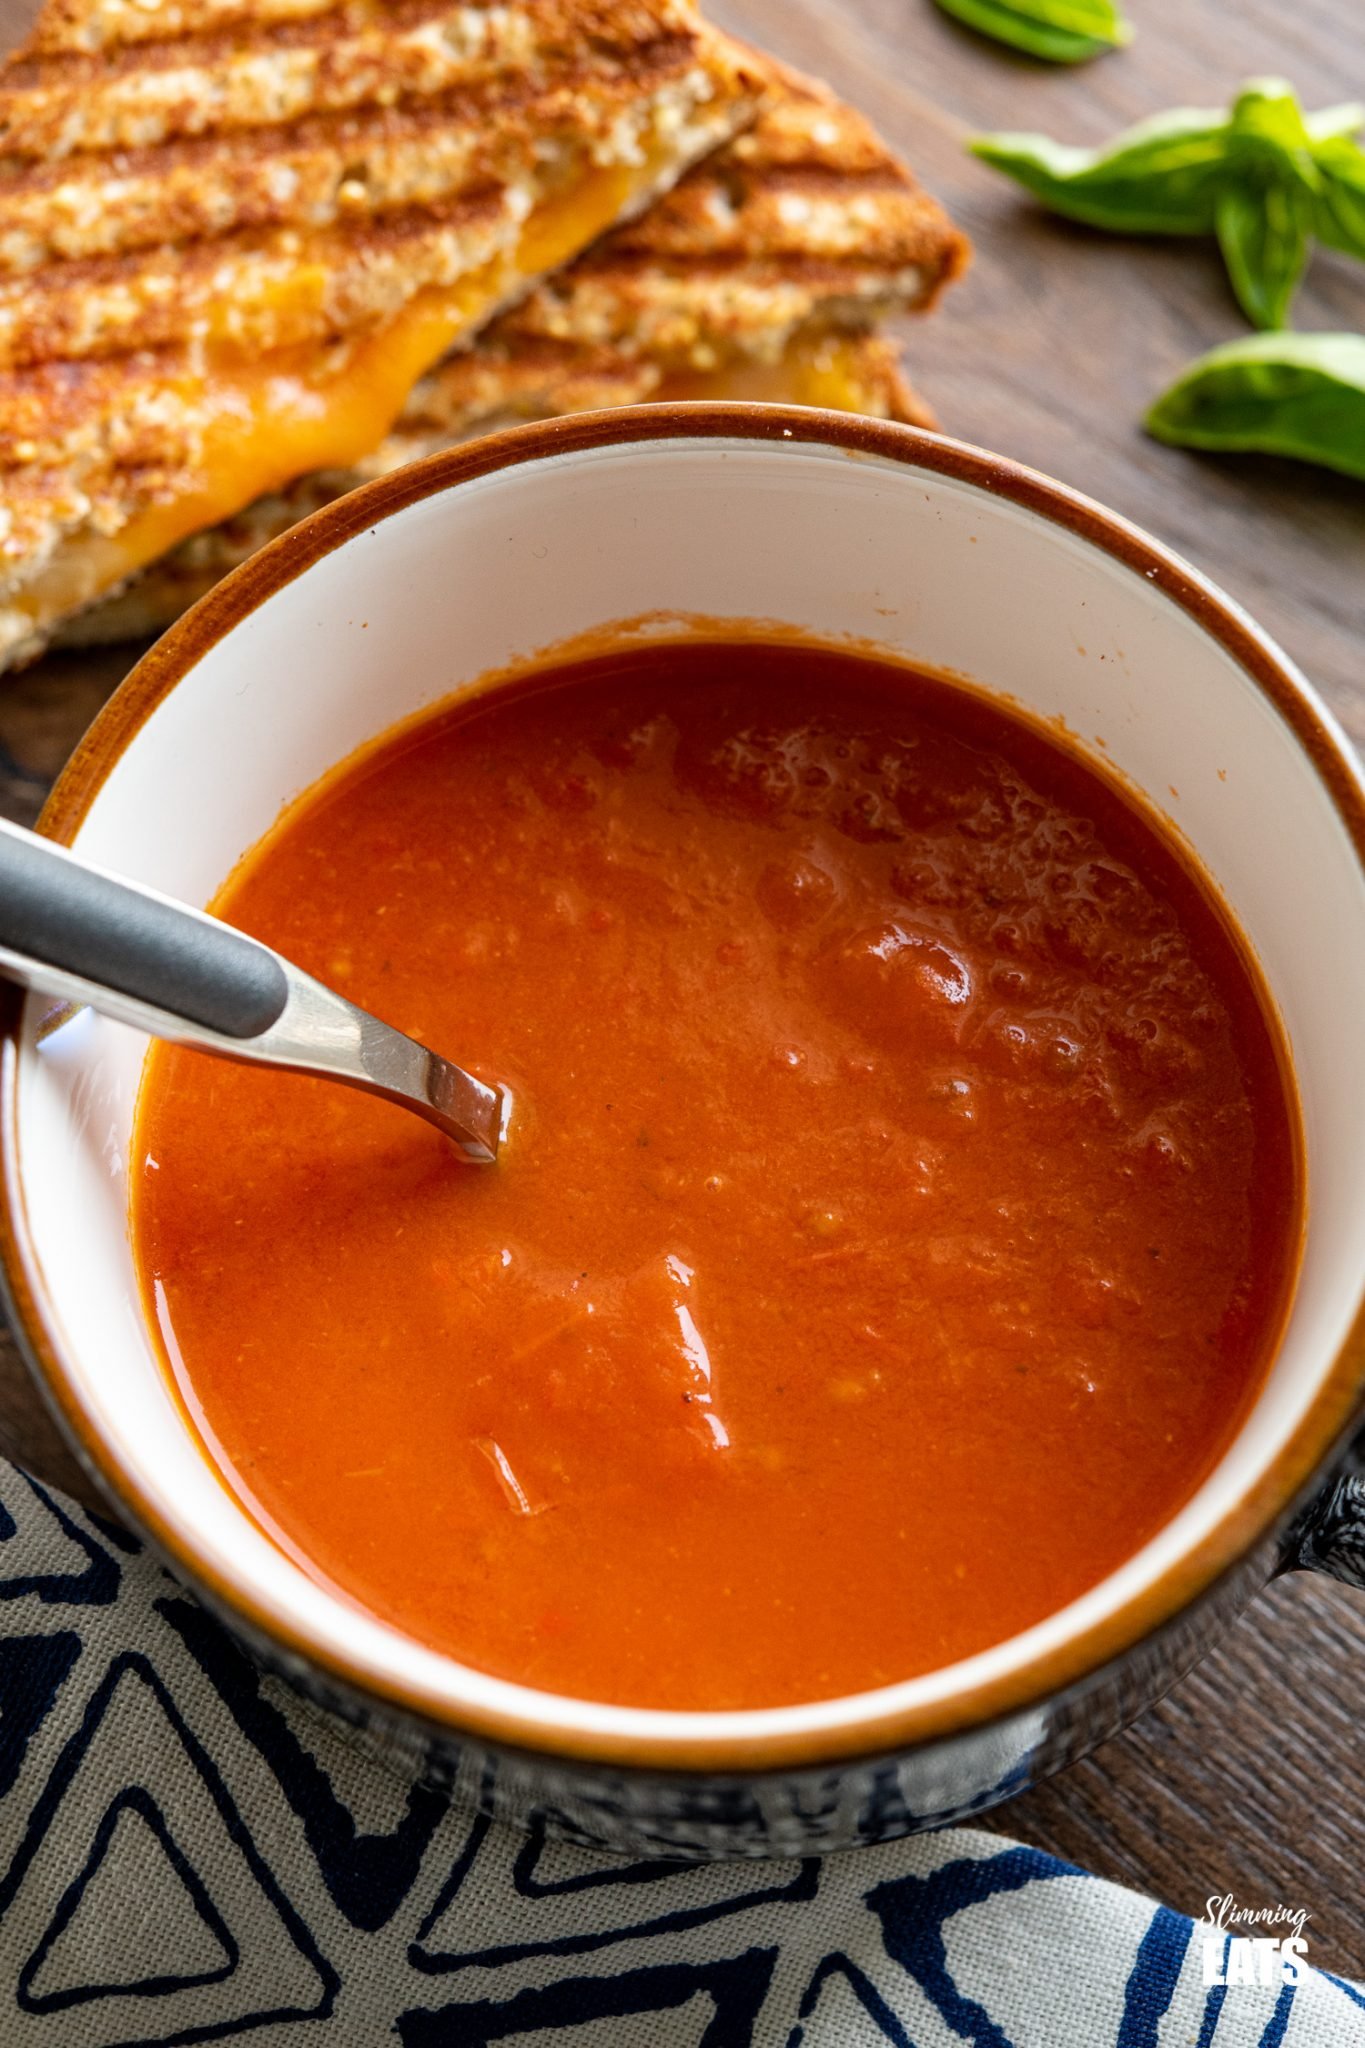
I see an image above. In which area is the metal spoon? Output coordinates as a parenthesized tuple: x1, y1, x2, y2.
(0, 817, 502, 1164)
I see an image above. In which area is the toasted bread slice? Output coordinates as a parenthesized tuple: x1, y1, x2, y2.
(54, 67, 965, 652)
(0, 0, 766, 668)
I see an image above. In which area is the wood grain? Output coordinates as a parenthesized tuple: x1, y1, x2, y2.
(1, 0, 1362, 1974)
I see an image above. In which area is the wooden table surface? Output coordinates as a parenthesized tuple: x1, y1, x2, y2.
(2, 0, 1363, 1976)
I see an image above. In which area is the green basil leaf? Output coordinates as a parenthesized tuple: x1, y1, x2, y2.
(1222, 79, 1326, 285)
(1228, 78, 1318, 168)
(975, 83, 1365, 324)
(933, 0, 1130, 63)
(1215, 176, 1312, 328)
(971, 107, 1231, 232)
(1313, 135, 1365, 259)
(1145, 332, 1365, 479)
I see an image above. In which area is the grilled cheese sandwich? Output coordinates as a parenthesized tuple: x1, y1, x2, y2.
(0, 0, 766, 667)
(55, 67, 968, 651)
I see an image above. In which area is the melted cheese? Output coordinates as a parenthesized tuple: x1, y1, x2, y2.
(15, 160, 642, 632)
(657, 333, 892, 411)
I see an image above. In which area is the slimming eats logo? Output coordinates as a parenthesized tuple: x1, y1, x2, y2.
(1202, 1895, 1311, 1988)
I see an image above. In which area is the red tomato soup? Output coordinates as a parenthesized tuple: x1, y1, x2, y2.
(132, 641, 1302, 1711)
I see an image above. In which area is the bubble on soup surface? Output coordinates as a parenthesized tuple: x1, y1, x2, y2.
(755, 854, 837, 929)
(928, 1075, 977, 1122)
(819, 922, 974, 1046)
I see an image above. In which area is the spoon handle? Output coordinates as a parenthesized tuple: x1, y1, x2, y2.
(0, 817, 287, 1039)
(0, 818, 501, 1164)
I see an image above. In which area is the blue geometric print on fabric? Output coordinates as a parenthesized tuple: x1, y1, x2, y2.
(17, 1785, 237, 2013)
(1198, 1937, 1231, 2047)
(513, 1820, 715, 1897)
(1329, 1974, 1365, 2013)
(0, 1651, 338, 2041)
(85, 1502, 143, 1555)
(510, 1816, 819, 1910)
(1117, 1905, 1192, 2046)
(1260, 1982, 1297, 2046)
(788, 1952, 919, 2048)
(0, 1631, 80, 1800)
(411, 1815, 818, 1974)
(156, 1593, 445, 1933)
(0, 1472, 120, 1605)
(398, 1946, 780, 2046)
(867, 1844, 1074, 2047)
(407, 1809, 492, 1948)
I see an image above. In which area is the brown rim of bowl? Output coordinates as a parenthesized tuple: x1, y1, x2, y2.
(3, 403, 1364, 1776)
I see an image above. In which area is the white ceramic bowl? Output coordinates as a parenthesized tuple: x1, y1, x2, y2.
(4, 407, 1364, 1859)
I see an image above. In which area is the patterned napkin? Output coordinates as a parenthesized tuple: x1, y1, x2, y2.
(0, 1457, 1359, 2045)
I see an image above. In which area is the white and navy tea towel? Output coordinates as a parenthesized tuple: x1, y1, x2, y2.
(0, 1457, 1359, 2045)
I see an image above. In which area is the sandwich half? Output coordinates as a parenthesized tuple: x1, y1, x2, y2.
(0, 0, 766, 668)
(57, 67, 969, 650)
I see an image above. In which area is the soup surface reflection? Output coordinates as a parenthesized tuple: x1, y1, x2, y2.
(133, 642, 1301, 1709)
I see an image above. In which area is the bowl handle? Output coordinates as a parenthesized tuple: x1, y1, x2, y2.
(1282, 1436, 1365, 1589)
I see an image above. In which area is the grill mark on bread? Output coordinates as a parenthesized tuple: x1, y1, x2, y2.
(25, 0, 347, 60)
(0, 186, 528, 365)
(0, 13, 764, 358)
(0, 37, 706, 272)
(0, 3, 704, 158)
